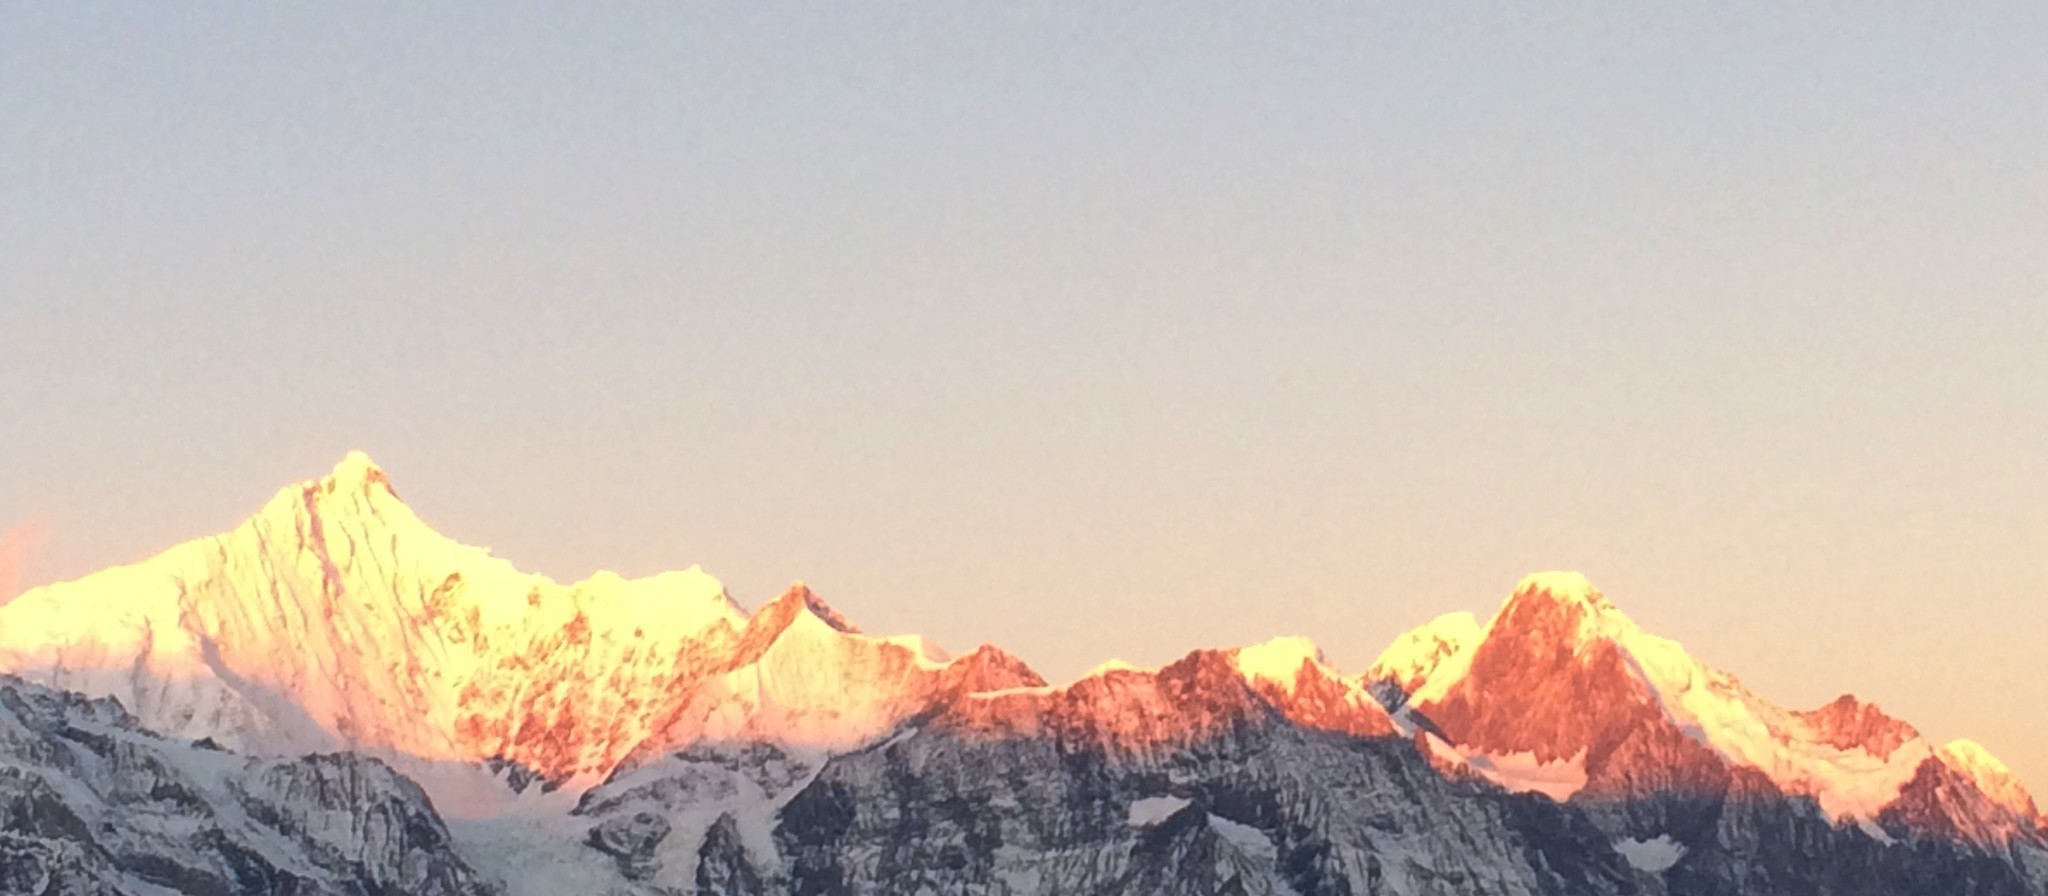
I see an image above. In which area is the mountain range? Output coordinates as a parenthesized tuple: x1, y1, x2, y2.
(0, 453, 2041, 895)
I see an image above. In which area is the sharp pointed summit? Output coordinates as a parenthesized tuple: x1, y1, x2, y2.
(1795, 693, 1920, 757)
(780, 580, 861, 634)
(1939, 739, 2043, 824)
(0, 457, 1053, 801)
(330, 449, 388, 484)
(1402, 573, 2022, 831)
(1511, 569, 1607, 606)
(296, 449, 402, 505)
(1490, 570, 1641, 648)
(0, 457, 740, 789)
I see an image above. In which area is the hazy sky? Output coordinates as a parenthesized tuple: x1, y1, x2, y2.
(4, 5, 2045, 786)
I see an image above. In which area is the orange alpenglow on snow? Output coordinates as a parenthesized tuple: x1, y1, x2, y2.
(0, 455, 2038, 846)
(0, 453, 1042, 803)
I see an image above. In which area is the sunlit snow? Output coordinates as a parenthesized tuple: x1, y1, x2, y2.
(1401, 570, 1957, 821)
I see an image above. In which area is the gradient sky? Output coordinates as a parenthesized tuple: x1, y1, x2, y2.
(3, 5, 2045, 786)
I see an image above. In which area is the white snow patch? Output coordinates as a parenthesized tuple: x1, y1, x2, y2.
(1207, 813, 1276, 857)
(449, 814, 625, 896)
(1422, 733, 1588, 801)
(1466, 749, 1590, 801)
(392, 757, 582, 820)
(1126, 796, 1191, 826)
(1614, 835, 1686, 873)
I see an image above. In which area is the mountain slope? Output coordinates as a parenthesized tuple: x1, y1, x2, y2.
(1398, 572, 2041, 854)
(0, 454, 1038, 796)
(2, 457, 2043, 895)
(0, 673, 492, 896)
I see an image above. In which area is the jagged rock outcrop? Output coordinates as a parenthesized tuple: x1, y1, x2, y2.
(586, 810, 672, 878)
(1883, 754, 2045, 854)
(694, 814, 766, 896)
(773, 704, 1646, 895)
(0, 674, 494, 896)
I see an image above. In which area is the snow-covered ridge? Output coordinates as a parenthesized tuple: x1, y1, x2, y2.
(0, 453, 1039, 800)
(1364, 610, 1481, 696)
(0, 457, 2036, 855)
(1942, 739, 2043, 822)
(1405, 571, 2036, 834)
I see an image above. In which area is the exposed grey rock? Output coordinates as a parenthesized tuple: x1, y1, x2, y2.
(694, 814, 765, 896)
(0, 675, 496, 896)
(769, 722, 1646, 896)
(586, 811, 672, 879)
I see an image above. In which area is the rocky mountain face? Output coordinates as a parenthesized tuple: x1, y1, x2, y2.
(767, 722, 1639, 895)
(0, 674, 492, 896)
(1, 456, 2044, 895)
(1409, 574, 1974, 819)
(765, 721, 2048, 896)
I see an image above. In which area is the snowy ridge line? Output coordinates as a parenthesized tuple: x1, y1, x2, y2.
(0, 454, 2037, 857)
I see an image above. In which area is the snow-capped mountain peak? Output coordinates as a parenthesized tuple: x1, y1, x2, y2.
(1231, 636, 1328, 693)
(0, 455, 1004, 798)
(1364, 610, 1481, 697)
(4, 453, 2042, 885)
(1403, 572, 1643, 710)
(1940, 739, 2043, 823)
(780, 581, 861, 634)
(1512, 569, 1606, 605)
(1405, 574, 1997, 829)
(1494, 570, 1640, 646)
(330, 448, 392, 488)
(283, 450, 411, 533)
(1795, 693, 1921, 758)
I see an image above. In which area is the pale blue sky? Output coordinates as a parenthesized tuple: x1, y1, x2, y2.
(3, 5, 2046, 783)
